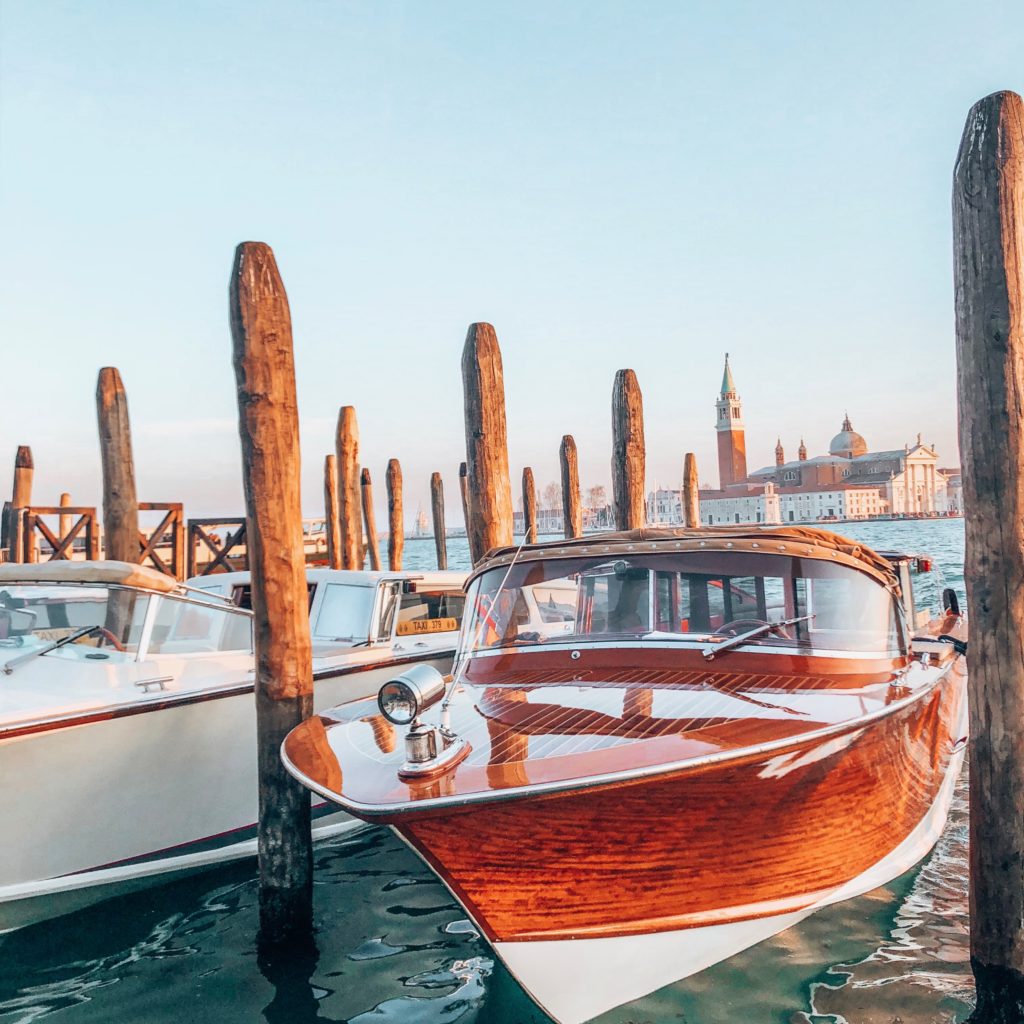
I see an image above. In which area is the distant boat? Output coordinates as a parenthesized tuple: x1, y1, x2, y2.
(413, 506, 430, 537)
(0, 561, 467, 931)
(283, 526, 968, 1023)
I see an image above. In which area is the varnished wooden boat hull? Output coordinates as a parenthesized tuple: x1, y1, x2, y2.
(393, 662, 966, 1022)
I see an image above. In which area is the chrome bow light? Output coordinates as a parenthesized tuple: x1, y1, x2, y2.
(377, 664, 447, 725)
(377, 665, 470, 779)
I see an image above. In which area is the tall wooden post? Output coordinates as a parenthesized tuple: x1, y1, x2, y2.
(430, 472, 447, 569)
(323, 455, 342, 570)
(229, 240, 313, 949)
(522, 467, 537, 544)
(458, 461, 472, 547)
(361, 468, 382, 571)
(461, 322, 513, 562)
(336, 406, 361, 569)
(59, 492, 73, 541)
(954, 90, 1024, 1023)
(96, 369, 139, 564)
(683, 453, 701, 529)
(386, 458, 403, 571)
(611, 369, 646, 530)
(559, 435, 582, 539)
(8, 446, 33, 563)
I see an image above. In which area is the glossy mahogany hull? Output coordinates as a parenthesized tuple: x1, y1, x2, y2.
(398, 662, 966, 945)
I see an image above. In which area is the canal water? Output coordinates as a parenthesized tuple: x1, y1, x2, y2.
(0, 520, 972, 1023)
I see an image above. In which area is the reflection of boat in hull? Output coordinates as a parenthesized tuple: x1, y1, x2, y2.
(283, 527, 968, 1023)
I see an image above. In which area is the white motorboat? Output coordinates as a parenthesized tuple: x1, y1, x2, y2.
(0, 560, 466, 930)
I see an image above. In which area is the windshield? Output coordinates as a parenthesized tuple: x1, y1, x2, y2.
(311, 584, 375, 642)
(0, 584, 148, 653)
(461, 551, 902, 656)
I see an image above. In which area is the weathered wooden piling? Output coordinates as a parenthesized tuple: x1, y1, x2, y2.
(458, 461, 472, 547)
(522, 467, 537, 544)
(954, 89, 1024, 1023)
(323, 455, 342, 570)
(430, 472, 448, 569)
(361, 468, 382, 571)
(461, 323, 513, 562)
(559, 435, 582, 539)
(386, 458, 403, 571)
(8, 446, 33, 562)
(336, 406, 361, 570)
(96, 369, 139, 563)
(611, 369, 646, 530)
(59, 492, 73, 541)
(229, 240, 314, 949)
(683, 453, 700, 529)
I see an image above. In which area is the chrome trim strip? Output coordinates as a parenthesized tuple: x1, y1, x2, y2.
(464, 639, 900, 661)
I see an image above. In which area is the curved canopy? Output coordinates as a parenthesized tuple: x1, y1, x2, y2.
(471, 526, 900, 592)
(0, 559, 180, 594)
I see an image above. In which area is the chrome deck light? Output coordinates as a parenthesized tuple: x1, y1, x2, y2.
(377, 665, 470, 779)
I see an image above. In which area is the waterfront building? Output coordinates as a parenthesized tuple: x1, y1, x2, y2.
(650, 357, 958, 527)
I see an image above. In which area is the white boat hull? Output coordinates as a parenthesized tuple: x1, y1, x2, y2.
(0, 654, 450, 931)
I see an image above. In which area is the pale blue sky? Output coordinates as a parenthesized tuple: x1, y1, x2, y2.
(1, 2, 1020, 524)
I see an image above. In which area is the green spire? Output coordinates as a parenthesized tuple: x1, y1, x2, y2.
(721, 353, 737, 396)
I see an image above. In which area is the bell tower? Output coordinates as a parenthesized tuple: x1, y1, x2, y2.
(715, 353, 748, 489)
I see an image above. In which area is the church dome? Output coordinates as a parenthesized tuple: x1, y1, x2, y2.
(829, 414, 868, 458)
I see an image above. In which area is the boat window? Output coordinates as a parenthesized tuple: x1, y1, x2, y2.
(462, 551, 901, 655)
(147, 595, 252, 654)
(376, 582, 401, 642)
(312, 584, 374, 642)
(396, 589, 466, 637)
(0, 585, 148, 654)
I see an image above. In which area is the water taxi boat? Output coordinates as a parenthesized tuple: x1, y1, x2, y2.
(0, 561, 466, 931)
(282, 527, 968, 1023)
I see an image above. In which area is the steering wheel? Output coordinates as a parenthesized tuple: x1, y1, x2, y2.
(718, 618, 792, 640)
(90, 626, 127, 652)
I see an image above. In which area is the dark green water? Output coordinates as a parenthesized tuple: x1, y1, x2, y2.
(0, 521, 973, 1024)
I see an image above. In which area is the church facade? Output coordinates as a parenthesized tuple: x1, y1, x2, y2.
(649, 355, 957, 526)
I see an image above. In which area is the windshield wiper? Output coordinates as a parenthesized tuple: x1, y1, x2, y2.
(1, 626, 103, 676)
(702, 615, 814, 662)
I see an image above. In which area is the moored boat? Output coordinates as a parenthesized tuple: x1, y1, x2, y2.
(0, 561, 466, 930)
(283, 527, 968, 1023)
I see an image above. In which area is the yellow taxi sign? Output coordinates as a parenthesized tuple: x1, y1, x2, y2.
(396, 617, 459, 636)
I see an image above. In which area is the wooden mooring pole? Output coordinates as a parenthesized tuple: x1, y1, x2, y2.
(683, 453, 700, 529)
(559, 435, 582, 539)
(458, 461, 471, 546)
(386, 458, 403, 571)
(230, 241, 314, 949)
(324, 455, 342, 570)
(611, 369, 646, 530)
(361, 468, 382, 571)
(430, 472, 448, 569)
(954, 90, 1024, 1023)
(522, 467, 537, 544)
(461, 323, 513, 562)
(8, 446, 33, 563)
(336, 406, 361, 569)
(96, 369, 139, 563)
(59, 492, 73, 541)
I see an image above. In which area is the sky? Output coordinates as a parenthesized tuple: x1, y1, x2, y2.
(1, 1, 1021, 527)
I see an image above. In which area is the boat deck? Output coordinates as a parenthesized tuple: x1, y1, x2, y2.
(284, 645, 952, 816)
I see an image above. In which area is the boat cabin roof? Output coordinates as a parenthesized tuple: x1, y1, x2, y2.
(0, 559, 180, 594)
(186, 569, 467, 591)
(474, 526, 900, 592)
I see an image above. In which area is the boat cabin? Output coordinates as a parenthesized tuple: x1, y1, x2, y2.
(187, 568, 468, 661)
